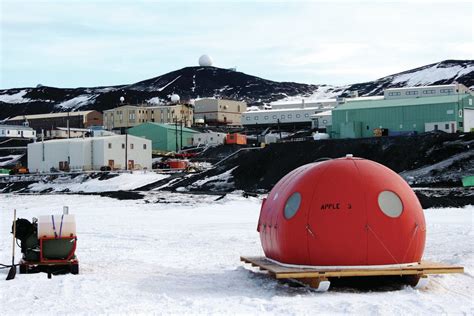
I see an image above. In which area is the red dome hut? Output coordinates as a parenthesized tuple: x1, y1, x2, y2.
(257, 156, 426, 267)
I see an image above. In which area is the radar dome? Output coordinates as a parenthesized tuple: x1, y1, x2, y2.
(170, 94, 180, 103)
(198, 55, 213, 67)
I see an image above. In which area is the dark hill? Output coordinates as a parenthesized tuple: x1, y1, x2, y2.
(0, 60, 472, 119)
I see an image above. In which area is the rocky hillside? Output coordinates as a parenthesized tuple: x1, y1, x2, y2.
(0, 59, 472, 120)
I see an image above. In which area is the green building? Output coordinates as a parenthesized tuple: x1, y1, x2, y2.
(331, 93, 473, 139)
(127, 122, 198, 153)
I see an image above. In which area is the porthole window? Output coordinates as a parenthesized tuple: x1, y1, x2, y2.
(378, 191, 403, 218)
(284, 192, 301, 219)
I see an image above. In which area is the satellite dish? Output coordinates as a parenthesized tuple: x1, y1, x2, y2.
(198, 55, 213, 67)
(171, 94, 180, 103)
(120, 96, 125, 103)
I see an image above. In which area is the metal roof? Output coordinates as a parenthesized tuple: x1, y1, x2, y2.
(0, 124, 35, 130)
(130, 122, 198, 133)
(8, 110, 97, 121)
(334, 94, 471, 111)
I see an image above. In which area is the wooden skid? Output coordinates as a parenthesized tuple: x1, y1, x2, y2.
(240, 256, 464, 279)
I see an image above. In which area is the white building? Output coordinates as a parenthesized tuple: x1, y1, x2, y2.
(192, 131, 227, 146)
(0, 124, 36, 139)
(28, 135, 151, 173)
(383, 84, 470, 100)
(241, 107, 333, 128)
(45, 127, 90, 139)
(270, 99, 337, 110)
(310, 110, 332, 130)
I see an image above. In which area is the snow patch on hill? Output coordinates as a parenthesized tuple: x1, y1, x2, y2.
(0, 90, 31, 104)
(56, 95, 98, 110)
(392, 63, 474, 86)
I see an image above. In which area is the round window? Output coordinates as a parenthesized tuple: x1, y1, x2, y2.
(378, 191, 403, 218)
(284, 192, 301, 219)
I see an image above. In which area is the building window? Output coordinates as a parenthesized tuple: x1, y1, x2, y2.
(459, 122, 463, 128)
(423, 89, 435, 94)
(122, 143, 125, 149)
(388, 92, 401, 96)
(440, 89, 454, 94)
(272, 115, 277, 119)
(281, 115, 285, 119)
(434, 124, 438, 131)
(296, 114, 300, 118)
(366, 125, 370, 130)
(304, 114, 309, 117)
(130, 144, 134, 149)
(445, 123, 449, 130)
(405, 91, 418, 95)
(246, 117, 250, 121)
(288, 114, 292, 119)
(108, 143, 112, 149)
(459, 110, 463, 118)
(264, 116, 269, 120)
(143, 144, 147, 150)
(254, 116, 259, 120)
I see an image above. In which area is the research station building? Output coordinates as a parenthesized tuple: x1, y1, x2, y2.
(194, 98, 247, 126)
(127, 122, 198, 153)
(331, 84, 473, 138)
(28, 135, 152, 172)
(8, 111, 103, 133)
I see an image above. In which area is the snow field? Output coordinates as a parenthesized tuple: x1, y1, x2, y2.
(0, 193, 472, 315)
(28, 171, 170, 193)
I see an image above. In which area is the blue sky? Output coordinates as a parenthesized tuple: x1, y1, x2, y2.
(0, 0, 472, 89)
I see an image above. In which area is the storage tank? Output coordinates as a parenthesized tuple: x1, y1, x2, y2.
(257, 156, 426, 266)
(38, 215, 76, 238)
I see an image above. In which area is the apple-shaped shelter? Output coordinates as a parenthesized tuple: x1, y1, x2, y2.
(257, 156, 426, 267)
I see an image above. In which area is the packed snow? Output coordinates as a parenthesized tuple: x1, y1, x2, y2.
(0, 154, 23, 167)
(56, 95, 97, 110)
(391, 63, 474, 86)
(0, 90, 31, 104)
(0, 192, 472, 314)
(27, 171, 169, 193)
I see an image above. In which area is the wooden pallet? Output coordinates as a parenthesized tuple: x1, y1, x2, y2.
(240, 256, 464, 291)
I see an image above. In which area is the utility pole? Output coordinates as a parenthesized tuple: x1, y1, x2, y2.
(175, 117, 178, 152)
(67, 111, 70, 138)
(125, 131, 128, 171)
(277, 119, 282, 140)
(180, 119, 183, 151)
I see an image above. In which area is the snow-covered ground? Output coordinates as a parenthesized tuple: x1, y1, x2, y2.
(0, 193, 472, 314)
(0, 154, 23, 167)
(27, 171, 169, 193)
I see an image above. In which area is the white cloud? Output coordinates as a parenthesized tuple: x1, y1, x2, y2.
(0, 1, 472, 88)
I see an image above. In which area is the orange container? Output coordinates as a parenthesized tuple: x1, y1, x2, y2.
(226, 133, 247, 145)
(168, 159, 188, 169)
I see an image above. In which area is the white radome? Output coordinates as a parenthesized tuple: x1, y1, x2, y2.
(198, 55, 213, 67)
(120, 96, 125, 103)
(170, 94, 180, 103)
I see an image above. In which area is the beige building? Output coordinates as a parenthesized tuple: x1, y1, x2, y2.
(194, 98, 247, 126)
(103, 104, 193, 131)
